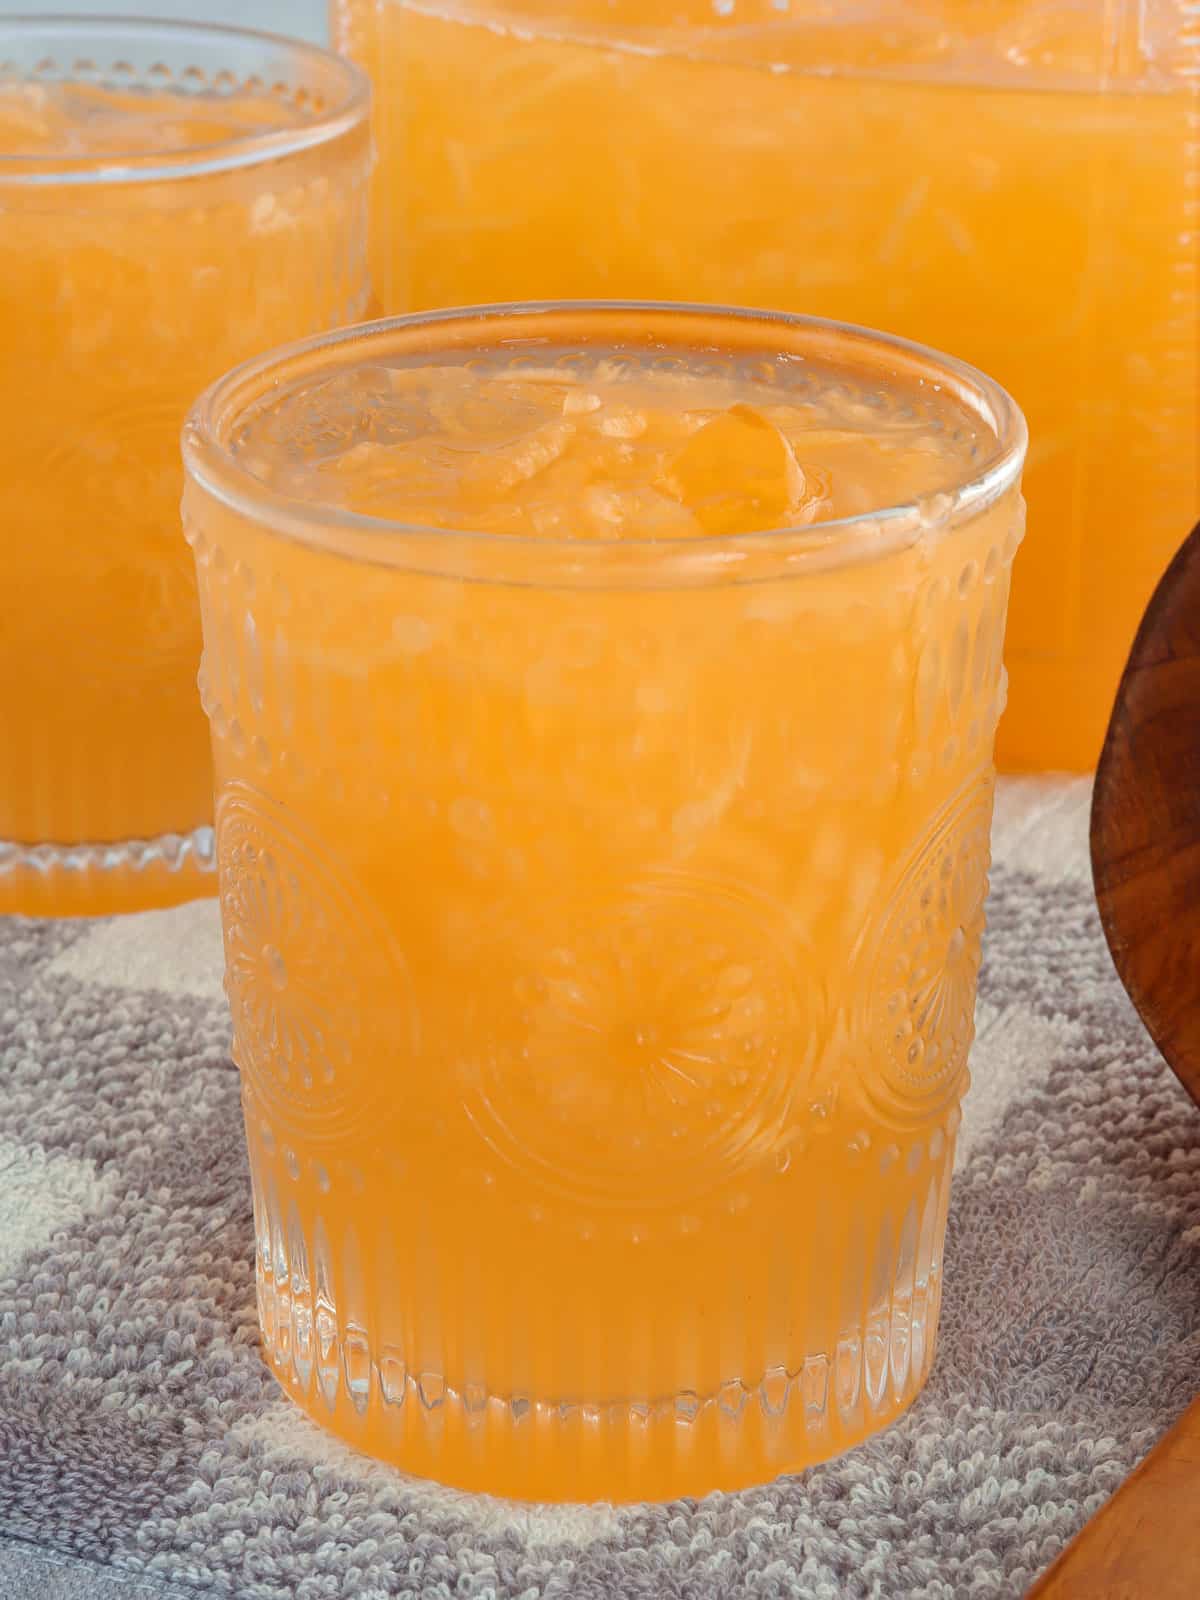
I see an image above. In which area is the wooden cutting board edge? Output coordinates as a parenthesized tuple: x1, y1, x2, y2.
(1032, 518, 1200, 1596)
(1027, 1395, 1200, 1598)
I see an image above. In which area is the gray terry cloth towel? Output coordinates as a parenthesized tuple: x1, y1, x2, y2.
(1, 777, 1198, 1599)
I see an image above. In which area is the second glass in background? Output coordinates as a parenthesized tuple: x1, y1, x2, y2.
(0, 17, 370, 914)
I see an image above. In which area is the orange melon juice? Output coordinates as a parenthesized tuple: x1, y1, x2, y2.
(334, 0, 1200, 770)
(184, 304, 1026, 1500)
(0, 20, 370, 915)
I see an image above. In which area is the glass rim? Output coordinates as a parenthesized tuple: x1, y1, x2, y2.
(0, 13, 369, 185)
(183, 300, 1028, 583)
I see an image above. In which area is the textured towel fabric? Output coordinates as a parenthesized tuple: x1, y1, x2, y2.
(0, 777, 1198, 1600)
(0, 1539, 192, 1600)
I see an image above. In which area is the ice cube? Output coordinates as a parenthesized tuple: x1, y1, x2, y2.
(582, 483, 699, 539)
(462, 419, 576, 496)
(660, 404, 809, 536)
(563, 389, 604, 416)
(596, 408, 648, 439)
(429, 373, 569, 444)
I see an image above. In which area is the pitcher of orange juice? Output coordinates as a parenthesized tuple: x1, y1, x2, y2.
(333, 0, 1200, 771)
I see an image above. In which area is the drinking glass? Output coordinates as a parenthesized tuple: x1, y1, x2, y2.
(184, 301, 1026, 1500)
(0, 17, 370, 914)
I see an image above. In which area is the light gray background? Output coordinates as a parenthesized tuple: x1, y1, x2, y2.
(16, 2, 328, 46)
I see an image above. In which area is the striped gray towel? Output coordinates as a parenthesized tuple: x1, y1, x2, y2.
(1, 777, 1198, 1600)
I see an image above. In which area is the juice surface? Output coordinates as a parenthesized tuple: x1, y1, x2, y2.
(0, 79, 307, 155)
(191, 315, 1023, 1498)
(335, 0, 1200, 769)
(233, 342, 990, 531)
(0, 74, 369, 914)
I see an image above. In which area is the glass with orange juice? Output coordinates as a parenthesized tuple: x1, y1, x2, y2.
(0, 18, 370, 915)
(333, 0, 1200, 771)
(184, 303, 1026, 1500)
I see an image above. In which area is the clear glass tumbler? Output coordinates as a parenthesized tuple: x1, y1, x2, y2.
(184, 302, 1026, 1501)
(0, 18, 370, 916)
(333, 0, 1198, 773)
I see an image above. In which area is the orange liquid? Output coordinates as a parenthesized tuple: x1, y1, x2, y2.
(0, 77, 369, 914)
(187, 310, 1024, 1499)
(335, 0, 1200, 770)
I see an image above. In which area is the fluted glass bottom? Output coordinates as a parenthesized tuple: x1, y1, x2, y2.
(246, 1104, 958, 1502)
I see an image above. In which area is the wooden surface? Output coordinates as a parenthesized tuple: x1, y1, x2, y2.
(1028, 1395, 1200, 1598)
(1066, 516, 1200, 1599)
(1091, 518, 1200, 1109)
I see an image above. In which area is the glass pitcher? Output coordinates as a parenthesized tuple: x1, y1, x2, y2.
(332, 0, 1199, 771)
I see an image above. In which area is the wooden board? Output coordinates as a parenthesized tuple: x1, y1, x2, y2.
(1091, 518, 1200, 1109)
(1061, 516, 1200, 1598)
(1028, 1395, 1200, 1598)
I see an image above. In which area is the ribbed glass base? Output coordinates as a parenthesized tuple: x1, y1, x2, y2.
(247, 1113, 955, 1502)
(0, 825, 216, 917)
